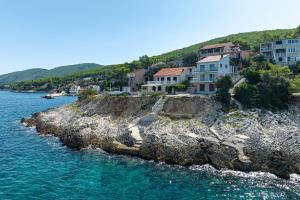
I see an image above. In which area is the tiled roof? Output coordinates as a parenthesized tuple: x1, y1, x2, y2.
(154, 67, 185, 77)
(198, 55, 226, 63)
(200, 42, 235, 50)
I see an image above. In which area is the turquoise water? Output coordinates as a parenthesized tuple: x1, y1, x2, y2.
(0, 91, 299, 200)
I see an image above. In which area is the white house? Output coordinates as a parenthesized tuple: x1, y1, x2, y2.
(69, 85, 81, 95)
(142, 67, 192, 93)
(190, 55, 233, 94)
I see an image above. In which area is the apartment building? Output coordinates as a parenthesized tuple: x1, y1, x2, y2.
(260, 36, 300, 66)
(199, 42, 250, 60)
(190, 55, 233, 94)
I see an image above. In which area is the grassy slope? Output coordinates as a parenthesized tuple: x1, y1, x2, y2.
(150, 29, 295, 63)
(0, 63, 103, 85)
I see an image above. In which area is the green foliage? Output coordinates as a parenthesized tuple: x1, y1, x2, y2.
(289, 74, 300, 93)
(215, 76, 233, 106)
(6, 27, 298, 92)
(235, 83, 258, 108)
(78, 89, 97, 101)
(171, 83, 187, 91)
(182, 52, 198, 66)
(0, 63, 102, 85)
(289, 62, 300, 75)
(235, 64, 291, 109)
(139, 55, 151, 69)
(242, 68, 261, 84)
(150, 28, 294, 64)
(294, 24, 300, 37)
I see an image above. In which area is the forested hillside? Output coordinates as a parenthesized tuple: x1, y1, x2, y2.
(4, 26, 300, 91)
(0, 63, 102, 85)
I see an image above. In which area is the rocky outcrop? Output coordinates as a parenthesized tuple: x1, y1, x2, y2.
(22, 95, 300, 179)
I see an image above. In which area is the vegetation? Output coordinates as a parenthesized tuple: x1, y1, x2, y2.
(182, 52, 198, 66)
(78, 88, 97, 101)
(5, 25, 300, 93)
(0, 63, 102, 85)
(235, 64, 291, 109)
(289, 74, 300, 93)
(215, 76, 233, 107)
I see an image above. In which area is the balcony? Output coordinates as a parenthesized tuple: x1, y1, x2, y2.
(260, 47, 272, 52)
(146, 80, 178, 85)
(190, 78, 214, 83)
(275, 53, 286, 58)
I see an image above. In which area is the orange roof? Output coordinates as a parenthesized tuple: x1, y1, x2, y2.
(198, 55, 226, 63)
(200, 42, 235, 50)
(154, 67, 186, 77)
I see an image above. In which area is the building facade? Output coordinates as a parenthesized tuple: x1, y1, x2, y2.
(260, 36, 300, 66)
(199, 42, 250, 60)
(142, 67, 192, 93)
(69, 85, 81, 95)
(190, 55, 233, 94)
(127, 69, 147, 92)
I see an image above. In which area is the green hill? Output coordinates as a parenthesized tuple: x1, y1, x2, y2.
(0, 63, 103, 85)
(150, 28, 296, 63)
(4, 26, 299, 91)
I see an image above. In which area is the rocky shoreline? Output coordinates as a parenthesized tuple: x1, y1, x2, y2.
(22, 95, 300, 179)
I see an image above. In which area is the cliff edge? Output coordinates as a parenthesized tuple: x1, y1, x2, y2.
(22, 95, 300, 179)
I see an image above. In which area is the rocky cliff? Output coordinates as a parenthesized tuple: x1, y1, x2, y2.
(22, 95, 300, 179)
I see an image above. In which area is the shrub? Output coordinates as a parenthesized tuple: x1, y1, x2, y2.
(289, 74, 300, 93)
(171, 83, 187, 91)
(242, 68, 261, 84)
(78, 89, 97, 101)
(235, 83, 258, 108)
(215, 76, 233, 106)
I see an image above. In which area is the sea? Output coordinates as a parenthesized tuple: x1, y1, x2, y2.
(0, 91, 299, 200)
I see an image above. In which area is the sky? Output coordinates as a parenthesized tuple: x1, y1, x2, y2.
(0, 0, 299, 75)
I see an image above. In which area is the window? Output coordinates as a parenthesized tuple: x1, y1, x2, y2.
(199, 65, 205, 72)
(288, 39, 298, 44)
(220, 64, 223, 68)
(209, 64, 217, 71)
(225, 64, 228, 69)
(167, 77, 171, 81)
(161, 77, 164, 81)
(288, 57, 291, 62)
(200, 74, 205, 81)
(173, 77, 177, 81)
(288, 48, 296, 53)
(276, 40, 283, 45)
(209, 74, 215, 81)
(278, 57, 283, 62)
(200, 84, 205, 91)
(209, 84, 215, 92)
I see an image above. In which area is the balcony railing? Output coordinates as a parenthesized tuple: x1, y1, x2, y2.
(190, 78, 214, 83)
(194, 69, 218, 73)
(260, 47, 272, 52)
(146, 80, 178, 85)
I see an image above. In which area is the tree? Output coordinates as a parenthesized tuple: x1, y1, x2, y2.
(289, 74, 300, 93)
(182, 52, 198, 66)
(235, 67, 291, 110)
(294, 24, 300, 37)
(235, 83, 259, 108)
(242, 68, 261, 84)
(215, 76, 233, 106)
(139, 55, 151, 69)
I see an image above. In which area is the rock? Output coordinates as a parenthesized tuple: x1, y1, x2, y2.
(22, 96, 300, 179)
